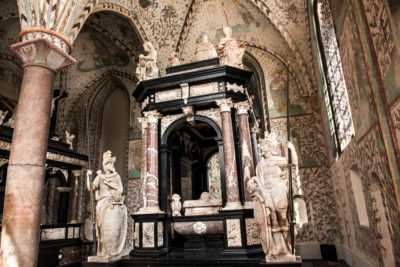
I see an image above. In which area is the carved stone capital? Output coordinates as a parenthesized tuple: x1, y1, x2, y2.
(138, 117, 149, 129)
(71, 170, 82, 178)
(235, 101, 251, 115)
(144, 111, 161, 125)
(11, 38, 76, 71)
(216, 98, 233, 112)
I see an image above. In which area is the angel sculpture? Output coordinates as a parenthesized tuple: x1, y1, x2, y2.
(65, 130, 75, 150)
(135, 41, 159, 82)
(247, 132, 297, 262)
(86, 151, 128, 262)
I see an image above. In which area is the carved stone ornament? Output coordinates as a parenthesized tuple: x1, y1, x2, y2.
(11, 38, 76, 71)
(247, 132, 298, 263)
(65, 130, 75, 150)
(86, 151, 128, 262)
(171, 194, 182, 216)
(235, 101, 250, 115)
(194, 33, 218, 61)
(182, 106, 194, 123)
(216, 98, 233, 112)
(218, 26, 245, 68)
(144, 110, 161, 125)
(135, 41, 159, 82)
(0, 110, 8, 126)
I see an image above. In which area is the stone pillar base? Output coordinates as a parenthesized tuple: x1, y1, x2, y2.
(222, 201, 243, 210)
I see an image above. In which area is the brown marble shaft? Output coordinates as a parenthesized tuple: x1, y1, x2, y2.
(68, 170, 81, 223)
(237, 105, 255, 202)
(1, 65, 54, 267)
(145, 114, 160, 210)
(219, 103, 241, 207)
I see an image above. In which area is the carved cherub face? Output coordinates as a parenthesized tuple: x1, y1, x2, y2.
(172, 194, 181, 201)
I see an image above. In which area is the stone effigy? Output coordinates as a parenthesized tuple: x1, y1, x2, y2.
(247, 132, 297, 262)
(86, 151, 128, 263)
(194, 33, 218, 61)
(218, 26, 245, 68)
(135, 41, 159, 82)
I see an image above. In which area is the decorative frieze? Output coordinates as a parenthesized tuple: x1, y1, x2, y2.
(226, 219, 242, 247)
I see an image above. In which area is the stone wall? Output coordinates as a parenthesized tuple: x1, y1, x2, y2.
(320, 0, 400, 266)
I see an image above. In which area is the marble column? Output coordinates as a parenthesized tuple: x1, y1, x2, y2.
(139, 117, 148, 209)
(235, 101, 255, 204)
(1, 38, 75, 267)
(68, 170, 81, 223)
(138, 111, 162, 214)
(216, 99, 242, 210)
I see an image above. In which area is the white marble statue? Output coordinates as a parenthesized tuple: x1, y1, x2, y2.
(135, 41, 159, 82)
(0, 110, 8, 126)
(218, 26, 245, 68)
(86, 151, 128, 262)
(247, 132, 297, 263)
(171, 194, 182, 216)
(194, 33, 218, 61)
(65, 130, 75, 150)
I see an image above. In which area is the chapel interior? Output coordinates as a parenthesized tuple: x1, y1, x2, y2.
(0, 0, 400, 267)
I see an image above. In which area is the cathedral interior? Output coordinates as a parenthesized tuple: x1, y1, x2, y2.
(0, 0, 400, 267)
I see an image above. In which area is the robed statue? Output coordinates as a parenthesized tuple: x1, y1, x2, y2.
(86, 151, 128, 262)
(218, 26, 245, 68)
(247, 132, 297, 262)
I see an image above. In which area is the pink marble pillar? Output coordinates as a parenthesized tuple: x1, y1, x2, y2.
(1, 38, 75, 267)
(138, 111, 162, 214)
(68, 170, 82, 223)
(235, 101, 255, 204)
(216, 99, 242, 210)
(139, 117, 148, 208)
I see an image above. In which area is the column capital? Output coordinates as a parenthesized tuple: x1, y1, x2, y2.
(234, 101, 251, 115)
(143, 110, 161, 124)
(138, 117, 149, 128)
(71, 170, 81, 178)
(11, 38, 76, 71)
(216, 98, 233, 112)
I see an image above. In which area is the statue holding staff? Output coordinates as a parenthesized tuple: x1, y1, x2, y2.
(86, 151, 128, 262)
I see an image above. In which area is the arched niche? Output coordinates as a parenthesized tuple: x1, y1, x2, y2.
(160, 115, 225, 211)
(369, 173, 396, 267)
(99, 88, 130, 179)
(349, 169, 369, 227)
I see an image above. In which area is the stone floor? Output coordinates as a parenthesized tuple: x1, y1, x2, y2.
(302, 261, 349, 267)
(82, 259, 350, 267)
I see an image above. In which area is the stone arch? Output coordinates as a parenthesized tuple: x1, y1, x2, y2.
(69, 2, 147, 46)
(161, 115, 222, 146)
(349, 167, 370, 227)
(248, 0, 315, 94)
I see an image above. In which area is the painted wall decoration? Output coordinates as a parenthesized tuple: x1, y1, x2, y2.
(339, 12, 377, 138)
(361, 0, 395, 79)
